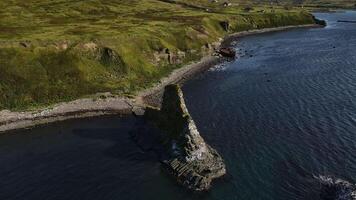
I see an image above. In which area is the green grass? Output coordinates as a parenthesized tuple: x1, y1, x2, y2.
(0, 0, 317, 111)
(163, 0, 356, 10)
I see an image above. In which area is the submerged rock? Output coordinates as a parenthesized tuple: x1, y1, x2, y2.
(337, 20, 356, 24)
(315, 175, 356, 200)
(145, 84, 226, 191)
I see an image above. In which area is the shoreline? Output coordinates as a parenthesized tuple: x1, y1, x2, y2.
(137, 24, 322, 107)
(0, 23, 322, 133)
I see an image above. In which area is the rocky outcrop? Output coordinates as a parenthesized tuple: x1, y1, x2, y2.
(313, 16, 327, 26)
(153, 48, 186, 65)
(78, 43, 126, 72)
(315, 175, 356, 200)
(218, 47, 236, 58)
(220, 21, 230, 32)
(144, 84, 226, 191)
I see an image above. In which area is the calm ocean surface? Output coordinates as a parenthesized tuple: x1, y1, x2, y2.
(0, 11, 355, 200)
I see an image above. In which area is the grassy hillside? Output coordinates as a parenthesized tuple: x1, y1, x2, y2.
(0, 0, 316, 111)
(173, 0, 356, 10)
(301, 0, 356, 10)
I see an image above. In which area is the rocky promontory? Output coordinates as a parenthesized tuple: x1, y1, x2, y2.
(144, 84, 226, 191)
(316, 175, 356, 200)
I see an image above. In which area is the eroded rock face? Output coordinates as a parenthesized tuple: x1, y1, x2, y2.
(145, 84, 226, 191)
(219, 21, 230, 32)
(153, 49, 186, 65)
(75, 42, 127, 74)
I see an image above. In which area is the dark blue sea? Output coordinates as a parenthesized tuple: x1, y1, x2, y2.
(0, 11, 355, 200)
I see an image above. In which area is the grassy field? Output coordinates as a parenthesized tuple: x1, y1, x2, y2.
(0, 0, 317, 111)
(168, 0, 356, 10)
(302, 1, 356, 10)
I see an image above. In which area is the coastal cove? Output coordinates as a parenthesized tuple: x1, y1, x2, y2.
(1, 11, 356, 200)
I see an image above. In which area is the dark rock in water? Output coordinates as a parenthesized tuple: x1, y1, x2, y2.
(218, 47, 236, 58)
(315, 175, 356, 200)
(145, 84, 226, 191)
(313, 16, 327, 26)
(337, 20, 356, 24)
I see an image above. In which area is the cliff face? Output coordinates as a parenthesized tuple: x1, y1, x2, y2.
(145, 84, 226, 191)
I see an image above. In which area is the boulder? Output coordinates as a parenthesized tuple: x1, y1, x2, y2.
(316, 175, 356, 200)
(313, 16, 327, 26)
(218, 47, 236, 58)
(145, 84, 226, 191)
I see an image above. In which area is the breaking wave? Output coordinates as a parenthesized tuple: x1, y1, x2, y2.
(315, 175, 356, 200)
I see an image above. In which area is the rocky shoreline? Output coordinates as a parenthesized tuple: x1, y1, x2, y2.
(0, 23, 322, 133)
(0, 96, 133, 133)
(137, 24, 323, 107)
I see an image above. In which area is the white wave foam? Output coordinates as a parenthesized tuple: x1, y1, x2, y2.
(314, 175, 356, 200)
(209, 63, 228, 72)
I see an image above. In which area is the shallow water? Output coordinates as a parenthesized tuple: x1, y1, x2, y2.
(0, 11, 355, 200)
